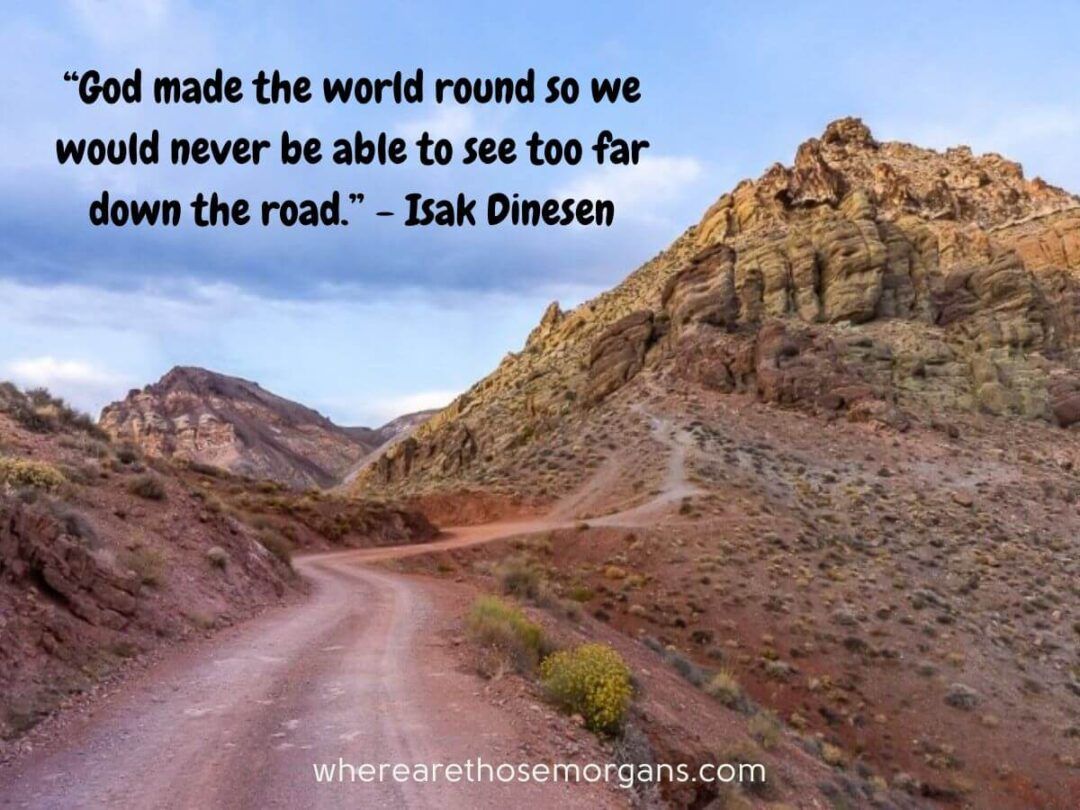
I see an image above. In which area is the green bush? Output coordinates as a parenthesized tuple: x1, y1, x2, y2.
(0, 456, 66, 491)
(466, 595, 547, 673)
(567, 584, 595, 602)
(540, 643, 632, 733)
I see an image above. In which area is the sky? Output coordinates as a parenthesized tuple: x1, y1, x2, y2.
(2, 1, 1079, 425)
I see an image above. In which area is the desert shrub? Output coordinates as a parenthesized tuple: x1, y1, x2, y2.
(540, 643, 632, 734)
(716, 741, 774, 798)
(0, 384, 107, 439)
(567, 584, 595, 602)
(557, 598, 583, 622)
(58, 434, 109, 459)
(245, 514, 275, 531)
(611, 722, 664, 805)
(819, 741, 846, 767)
(109, 639, 140, 659)
(115, 444, 140, 465)
(642, 635, 665, 655)
(186, 460, 223, 477)
(58, 461, 98, 485)
(748, 710, 782, 750)
(705, 668, 743, 708)
(258, 529, 294, 568)
(666, 648, 708, 687)
(124, 547, 166, 587)
(466, 595, 548, 674)
(49, 505, 99, 547)
(206, 546, 229, 569)
(0, 456, 66, 491)
(185, 610, 216, 630)
(496, 554, 545, 600)
(129, 474, 166, 501)
(202, 493, 226, 514)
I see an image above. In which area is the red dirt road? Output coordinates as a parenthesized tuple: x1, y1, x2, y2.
(0, 522, 619, 809)
(0, 414, 692, 808)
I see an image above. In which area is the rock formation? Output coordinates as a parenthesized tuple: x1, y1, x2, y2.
(355, 119, 1080, 498)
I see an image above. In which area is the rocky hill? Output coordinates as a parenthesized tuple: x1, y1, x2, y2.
(101, 367, 383, 489)
(348, 119, 1080, 807)
(355, 118, 1080, 500)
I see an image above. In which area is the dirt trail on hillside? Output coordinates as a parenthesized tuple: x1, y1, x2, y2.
(0, 411, 693, 809)
(593, 409, 700, 526)
(552, 406, 700, 526)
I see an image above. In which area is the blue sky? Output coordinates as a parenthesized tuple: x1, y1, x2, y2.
(2, 1, 1079, 424)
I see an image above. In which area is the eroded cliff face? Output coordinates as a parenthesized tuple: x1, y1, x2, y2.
(101, 367, 372, 489)
(357, 119, 1080, 498)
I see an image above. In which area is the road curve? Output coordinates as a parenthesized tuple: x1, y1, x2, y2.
(0, 522, 616, 809)
(0, 408, 694, 809)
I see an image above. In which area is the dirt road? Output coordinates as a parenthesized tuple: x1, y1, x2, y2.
(0, 522, 617, 809)
(0, 410, 693, 808)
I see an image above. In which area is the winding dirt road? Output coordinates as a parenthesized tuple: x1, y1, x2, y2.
(0, 408, 694, 809)
(0, 521, 624, 809)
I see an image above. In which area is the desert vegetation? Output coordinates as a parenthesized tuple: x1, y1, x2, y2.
(539, 643, 632, 734)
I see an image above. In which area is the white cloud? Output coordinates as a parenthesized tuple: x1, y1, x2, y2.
(396, 106, 477, 143)
(0, 278, 575, 426)
(368, 390, 458, 423)
(555, 155, 704, 223)
(66, 0, 216, 66)
(5, 356, 133, 415)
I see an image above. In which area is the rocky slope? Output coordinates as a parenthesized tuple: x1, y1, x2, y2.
(102, 367, 380, 490)
(355, 118, 1080, 499)
(350, 119, 1080, 808)
(0, 383, 295, 748)
(0, 382, 436, 751)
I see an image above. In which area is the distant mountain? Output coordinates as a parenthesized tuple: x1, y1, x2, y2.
(338, 409, 439, 487)
(359, 409, 439, 448)
(100, 367, 390, 489)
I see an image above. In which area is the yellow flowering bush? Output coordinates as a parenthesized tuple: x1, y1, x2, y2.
(0, 456, 65, 491)
(540, 643, 632, 733)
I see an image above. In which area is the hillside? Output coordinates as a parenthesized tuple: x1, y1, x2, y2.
(355, 117, 1080, 500)
(0, 383, 436, 753)
(349, 119, 1080, 807)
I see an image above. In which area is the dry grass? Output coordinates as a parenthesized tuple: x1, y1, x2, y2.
(123, 546, 167, 588)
